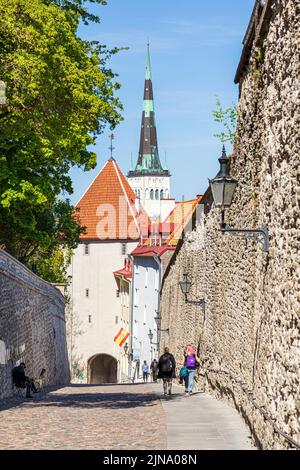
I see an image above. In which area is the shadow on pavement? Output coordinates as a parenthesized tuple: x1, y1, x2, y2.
(0, 383, 161, 412)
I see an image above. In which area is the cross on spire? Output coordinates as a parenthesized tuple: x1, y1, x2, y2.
(108, 133, 115, 160)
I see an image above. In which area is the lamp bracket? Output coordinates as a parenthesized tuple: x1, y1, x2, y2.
(220, 225, 269, 252)
(184, 295, 205, 308)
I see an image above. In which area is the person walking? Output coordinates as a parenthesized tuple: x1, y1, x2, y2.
(141, 360, 149, 383)
(183, 345, 200, 396)
(157, 347, 176, 396)
(150, 359, 158, 382)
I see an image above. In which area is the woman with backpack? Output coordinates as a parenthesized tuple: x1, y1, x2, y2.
(157, 347, 176, 396)
(183, 344, 200, 396)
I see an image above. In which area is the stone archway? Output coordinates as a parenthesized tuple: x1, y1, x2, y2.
(87, 354, 118, 384)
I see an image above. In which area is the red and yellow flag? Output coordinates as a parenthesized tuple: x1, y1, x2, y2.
(114, 328, 129, 347)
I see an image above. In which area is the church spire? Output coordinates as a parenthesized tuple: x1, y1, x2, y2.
(146, 41, 151, 80)
(128, 43, 169, 177)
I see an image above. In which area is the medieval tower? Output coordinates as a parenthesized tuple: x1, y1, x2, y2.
(128, 44, 173, 221)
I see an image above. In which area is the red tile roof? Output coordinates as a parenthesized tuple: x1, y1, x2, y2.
(113, 259, 132, 279)
(131, 196, 202, 258)
(164, 196, 202, 246)
(75, 159, 149, 240)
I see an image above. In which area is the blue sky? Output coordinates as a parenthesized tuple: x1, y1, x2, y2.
(70, 0, 254, 204)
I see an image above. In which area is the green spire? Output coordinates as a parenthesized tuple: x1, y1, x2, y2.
(130, 152, 134, 171)
(146, 41, 152, 80)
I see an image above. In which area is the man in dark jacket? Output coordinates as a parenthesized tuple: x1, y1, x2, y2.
(157, 347, 176, 396)
(12, 362, 38, 398)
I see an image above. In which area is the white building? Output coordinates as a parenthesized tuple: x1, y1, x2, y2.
(129, 198, 201, 377)
(69, 158, 148, 383)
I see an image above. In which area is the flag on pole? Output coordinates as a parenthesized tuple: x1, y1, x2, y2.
(114, 328, 129, 347)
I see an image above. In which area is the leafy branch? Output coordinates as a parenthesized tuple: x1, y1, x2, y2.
(212, 97, 238, 145)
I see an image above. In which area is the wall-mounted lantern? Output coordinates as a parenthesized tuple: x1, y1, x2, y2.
(154, 313, 169, 333)
(179, 273, 205, 307)
(124, 343, 129, 355)
(209, 146, 269, 252)
(148, 329, 158, 346)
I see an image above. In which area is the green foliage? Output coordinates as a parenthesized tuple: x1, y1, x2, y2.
(0, 0, 123, 270)
(252, 69, 261, 81)
(212, 97, 238, 145)
(34, 247, 72, 283)
(45, 0, 107, 25)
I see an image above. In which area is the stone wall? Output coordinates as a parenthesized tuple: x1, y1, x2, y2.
(0, 249, 70, 398)
(159, 0, 299, 450)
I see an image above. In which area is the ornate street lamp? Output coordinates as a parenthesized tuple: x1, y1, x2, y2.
(179, 273, 192, 302)
(209, 146, 269, 252)
(148, 329, 158, 346)
(209, 146, 238, 213)
(124, 343, 129, 355)
(179, 272, 205, 307)
(148, 329, 154, 342)
(154, 312, 169, 333)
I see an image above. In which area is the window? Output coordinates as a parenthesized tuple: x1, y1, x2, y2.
(121, 243, 127, 255)
(115, 316, 119, 325)
(84, 243, 89, 255)
(160, 189, 164, 199)
(155, 189, 159, 200)
(150, 189, 154, 200)
(143, 305, 147, 325)
(116, 289, 120, 298)
(88, 315, 92, 324)
(85, 289, 89, 298)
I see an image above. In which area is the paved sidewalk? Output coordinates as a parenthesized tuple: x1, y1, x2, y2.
(0, 384, 166, 450)
(152, 384, 254, 450)
(0, 383, 254, 450)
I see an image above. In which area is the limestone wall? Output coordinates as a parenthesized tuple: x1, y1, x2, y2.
(160, 0, 299, 450)
(0, 249, 70, 398)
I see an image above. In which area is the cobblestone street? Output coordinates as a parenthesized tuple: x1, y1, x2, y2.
(0, 383, 253, 450)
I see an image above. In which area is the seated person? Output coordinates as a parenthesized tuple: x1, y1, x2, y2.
(12, 362, 39, 398)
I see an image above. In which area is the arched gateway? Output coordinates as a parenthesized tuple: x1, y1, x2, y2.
(87, 354, 118, 384)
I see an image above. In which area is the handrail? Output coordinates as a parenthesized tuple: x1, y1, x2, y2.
(202, 366, 300, 450)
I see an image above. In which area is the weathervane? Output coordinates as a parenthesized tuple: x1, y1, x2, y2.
(108, 133, 115, 160)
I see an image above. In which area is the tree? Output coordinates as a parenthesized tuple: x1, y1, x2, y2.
(0, 0, 123, 273)
(45, 0, 108, 24)
(212, 97, 238, 145)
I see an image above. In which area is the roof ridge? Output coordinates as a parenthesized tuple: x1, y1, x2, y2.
(75, 159, 110, 207)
